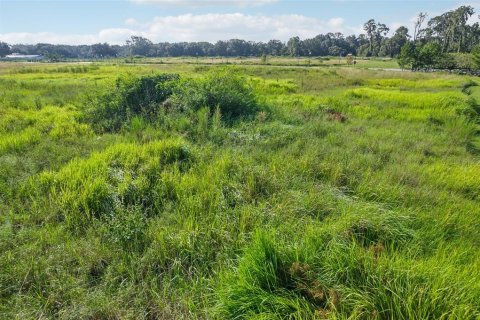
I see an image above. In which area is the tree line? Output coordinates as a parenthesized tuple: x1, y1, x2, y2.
(0, 5, 478, 64)
(396, 6, 480, 71)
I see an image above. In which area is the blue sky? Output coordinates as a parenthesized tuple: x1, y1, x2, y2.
(0, 0, 478, 44)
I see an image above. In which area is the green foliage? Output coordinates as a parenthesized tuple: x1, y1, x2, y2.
(399, 42, 458, 70)
(0, 106, 92, 155)
(453, 53, 475, 70)
(82, 73, 180, 132)
(170, 68, 259, 120)
(0, 41, 10, 57)
(398, 43, 416, 69)
(472, 45, 480, 70)
(104, 206, 148, 251)
(417, 42, 444, 69)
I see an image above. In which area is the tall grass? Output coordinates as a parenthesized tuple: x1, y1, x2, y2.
(24, 139, 192, 231)
(1, 62, 479, 319)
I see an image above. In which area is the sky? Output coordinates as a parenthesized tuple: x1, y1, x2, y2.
(0, 0, 479, 45)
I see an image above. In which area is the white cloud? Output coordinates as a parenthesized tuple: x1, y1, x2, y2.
(125, 18, 138, 26)
(146, 13, 359, 42)
(327, 17, 345, 28)
(0, 32, 96, 45)
(0, 13, 362, 45)
(0, 29, 139, 45)
(130, 0, 278, 7)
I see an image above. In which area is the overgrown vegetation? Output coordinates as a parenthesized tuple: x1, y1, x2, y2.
(82, 69, 258, 132)
(82, 73, 179, 132)
(0, 61, 479, 319)
(169, 69, 259, 120)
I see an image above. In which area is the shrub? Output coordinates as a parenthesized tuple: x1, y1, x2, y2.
(82, 70, 259, 132)
(104, 206, 148, 252)
(170, 68, 259, 120)
(472, 45, 480, 69)
(453, 53, 475, 70)
(82, 73, 180, 132)
(398, 42, 458, 70)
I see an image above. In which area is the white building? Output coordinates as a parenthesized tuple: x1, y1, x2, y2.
(3, 53, 44, 61)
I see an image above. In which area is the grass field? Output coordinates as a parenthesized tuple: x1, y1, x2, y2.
(0, 59, 479, 319)
(116, 56, 400, 69)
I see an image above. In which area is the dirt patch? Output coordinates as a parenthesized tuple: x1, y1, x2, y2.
(325, 109, 347, 123)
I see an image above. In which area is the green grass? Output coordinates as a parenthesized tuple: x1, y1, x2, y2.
(0, 59, 479, 319)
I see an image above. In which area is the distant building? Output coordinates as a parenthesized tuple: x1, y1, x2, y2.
(3, 53, 44, 61)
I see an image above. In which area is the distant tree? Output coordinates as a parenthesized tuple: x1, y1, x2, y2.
(399, 41, 457, 70)
(0, 42, 10, 57)
(345, 35, 360, 55)
(287, 36, 301, 56)
(166, 42, 184, 56)
(214, 41, 228, 56)
(425, 6, 475, 53)
(413, 12, 428, 41)
(226, 39, 251, 56)
(126, 36, 154, 56)
(45, 53, 62, 62)
(329, 45, 343, 56)
(464, 23, 480, 52)
(434, 52, 456, 70)
(398, 42, 416, 70)
(455, 6, 475, 52)
(384, 26, 410, 57)
(363, 19, 389, 56)
(417, 42, 444, 69)
(3, 4, 479, 61)
(267, 40, 285, 55)
(363, 19, 377, 54)
(91, 43, 117, 58)
(403, 42, 449, 70)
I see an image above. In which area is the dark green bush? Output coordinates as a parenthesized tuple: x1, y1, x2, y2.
(105, 206, 148, 252)
(82, 73, 180, 132)
(83, 70, 259, 132)
(170, 68, 259, 120)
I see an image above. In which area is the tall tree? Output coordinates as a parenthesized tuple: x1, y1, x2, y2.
(286, 36, 301, 56)
(363, 19, 377, 54)
(126, 36, 154, 56)
(267, 40, 285, 55)
(0, 42, 10, 57)
(426, 6, 475, 53)
(363, 19, 389, 56)
(413, 12, 427, 41)
(398, 42, 416, 70)
(384, 26, 410, 57)
(454, 6, 474, 52)
(91, 43, 117, 58)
